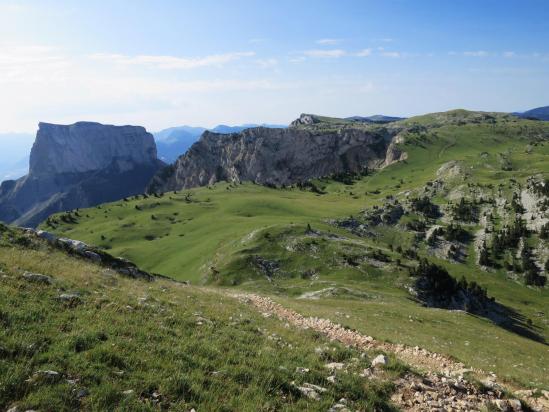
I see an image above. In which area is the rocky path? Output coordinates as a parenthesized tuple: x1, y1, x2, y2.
(231, 292, 549, 411)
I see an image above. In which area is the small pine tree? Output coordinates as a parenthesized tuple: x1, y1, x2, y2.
(479, 240, 490, 266)
(540, 223, 549, 240)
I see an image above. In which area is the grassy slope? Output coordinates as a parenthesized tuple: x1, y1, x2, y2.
(45, 113, 549, 389)
(43, 184, 367, 284)
(0, 226, 400, 411)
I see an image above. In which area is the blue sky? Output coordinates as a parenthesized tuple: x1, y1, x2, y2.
(0, 0, 548, 132)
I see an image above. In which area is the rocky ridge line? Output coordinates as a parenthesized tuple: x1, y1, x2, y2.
(148, 119, 403, 192)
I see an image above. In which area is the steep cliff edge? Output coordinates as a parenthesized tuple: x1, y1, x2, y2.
(149, 116, 404, 192)
(0, 122, 163, 227)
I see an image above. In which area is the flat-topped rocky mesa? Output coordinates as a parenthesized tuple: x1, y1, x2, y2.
(0, 121, 164, 227)
(148, 114, 406, 192)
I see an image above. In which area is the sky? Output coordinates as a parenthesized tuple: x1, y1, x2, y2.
(0, 0, 548, 133)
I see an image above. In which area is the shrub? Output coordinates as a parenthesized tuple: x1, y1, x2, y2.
(540, 223, 549, 240)
(409, 258, 457, 295)
(410, 197, 440, 218)
(450, 198, 479, 222)
(443, 224, 470, 242)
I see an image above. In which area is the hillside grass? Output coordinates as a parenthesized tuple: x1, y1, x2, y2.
(43, 115, 549, 390)
(0, 227, 402, 411)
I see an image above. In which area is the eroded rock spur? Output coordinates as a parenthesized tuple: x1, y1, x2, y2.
(233, 292, 549, 412)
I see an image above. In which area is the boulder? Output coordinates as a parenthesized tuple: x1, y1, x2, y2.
(324, 362, 345, 370)
(35, 230, 58, 243)
(22, 272, 53, 285)
(58, 293, 82, 305)
(371, 354, 388, 368)
(58, 238, 89, 253)
(31, 370, 62, 383)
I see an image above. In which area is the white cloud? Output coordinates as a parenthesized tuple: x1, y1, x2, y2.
(355, 48, 372, 57)
(463, 51, 488, 57)
(0, 44, 72, 83)
(503, 51, 516, 58)
(0, 44, 290, 131)
(289, 56, 306, 64)
(303, 49, 346, 58)
(448, 51, 489, 57)
(255, 58, 278, 68)
(89, 51, 256, 69)
(373, 38, 394, 43)
(316, 38, 341, 45)
(381, 51, 400, 58)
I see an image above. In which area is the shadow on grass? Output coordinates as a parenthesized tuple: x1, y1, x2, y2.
(410, 295, 547, 345)
(477, 300, 547, 344)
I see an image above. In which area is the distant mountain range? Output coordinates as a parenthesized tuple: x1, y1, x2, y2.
(154, 126, 207, 164)
(0, 156, 29, 182)
(153, 123, 286, 163)
(514, 106, 549, 121)
(1, 106, 546, 184)
(0, 132, 34, 181)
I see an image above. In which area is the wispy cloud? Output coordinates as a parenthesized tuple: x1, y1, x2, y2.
(372, 38, 394, 44)
(255, 58, 278, 68)
(0, 44, 71, 82)
(316, 38, 341, 45)
(449, 51, 489, 57)
(297, 47, 409, 60)
(0, 43, 294, 130)
(89, 51, 256, 69)
(303, 49, 346, 58)
(355, 48, 372, 57)
(503, 51, 548, 60)
(288, 56, 306, 64)
(380, 51, 401, 58)
(463, 50, 488, 57)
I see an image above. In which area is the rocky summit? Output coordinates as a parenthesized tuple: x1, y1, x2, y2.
(148, 116, 405, 192)
(0, 121, 164, 227)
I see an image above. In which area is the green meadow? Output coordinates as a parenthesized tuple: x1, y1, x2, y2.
(41, 112, 549, 390)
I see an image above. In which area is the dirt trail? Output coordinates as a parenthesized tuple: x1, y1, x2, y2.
(231, 292, 549, 412)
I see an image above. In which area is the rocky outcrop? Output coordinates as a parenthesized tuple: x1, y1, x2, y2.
(0, 122, 164, 227)
(290, 114, 320, 127)
(149, 121, 402, 192)
(384, 134, 408, 166)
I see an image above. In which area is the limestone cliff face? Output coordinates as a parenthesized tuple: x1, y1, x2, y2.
(0, 122, 163, 227)
(149, 123, 402, 192)
(30, 122, 158, 176)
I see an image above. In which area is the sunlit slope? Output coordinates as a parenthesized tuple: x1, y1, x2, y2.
(45, 113, 549, 283)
